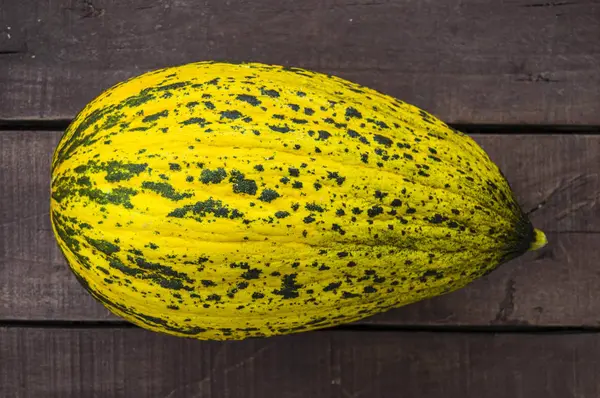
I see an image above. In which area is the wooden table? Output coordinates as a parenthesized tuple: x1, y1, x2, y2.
(1, 1, 599, 397)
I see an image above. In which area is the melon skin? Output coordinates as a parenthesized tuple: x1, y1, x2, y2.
(50, 61, 546, 340)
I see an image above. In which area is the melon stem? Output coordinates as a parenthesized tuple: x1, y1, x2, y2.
(528, 228, 548, 251)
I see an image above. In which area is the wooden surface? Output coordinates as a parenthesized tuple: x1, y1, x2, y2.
(2, 0, 600, 397)
(2, 328, 600, 398)
(0, 0, 599, 124)
(2, 131, 599, 325)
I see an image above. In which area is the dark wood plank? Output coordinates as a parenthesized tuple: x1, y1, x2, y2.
(1, 130, 598, 325)
(1, 0, 598, 124)
(1, 328, 600, 398)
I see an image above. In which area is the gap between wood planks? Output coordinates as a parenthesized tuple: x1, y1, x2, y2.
(1, 320, 600, 335)
(1, 119, 599, 135)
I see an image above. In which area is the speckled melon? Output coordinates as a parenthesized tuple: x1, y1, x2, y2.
(50, 61, 547, 340)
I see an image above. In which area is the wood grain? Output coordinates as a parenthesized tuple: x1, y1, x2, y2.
(0, 0, 598, 124)
(1, 130, 599, 325)
(1, 328, 600, 398)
